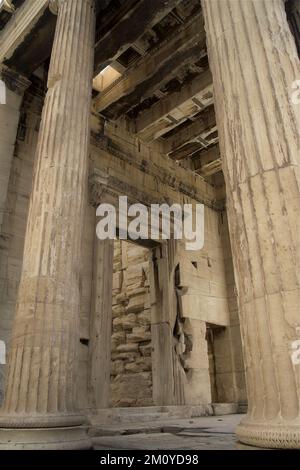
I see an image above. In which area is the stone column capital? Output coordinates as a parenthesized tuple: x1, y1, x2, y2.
(50, 0, 95, 15)
(49, 0, 60, 15)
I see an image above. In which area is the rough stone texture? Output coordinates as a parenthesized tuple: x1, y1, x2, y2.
(203, 0, 300, 448)
(89, 114, 220, 212)
(150, 214, 246, 407)
(0, 70, 29, 233)
(0, 67, 237, 419)
(91, 413, 247, 450)
(90, 404, 214, 427)
(0, 0, 96, 450)
(0, 87, 247, 436)
(0, 69, 247, 441)
(87, 111, 246, 410)
(208, 210, 247, 409)
(110, 241, 153, 407)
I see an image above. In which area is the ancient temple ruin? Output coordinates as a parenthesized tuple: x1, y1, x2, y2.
(0, 0, 299, 450)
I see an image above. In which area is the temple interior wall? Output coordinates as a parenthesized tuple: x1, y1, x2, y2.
(110, 241, 153, 407)
(168, 207, 246, 407)
(208, 211, 247, 408)
(0, 89, 246, 411)
(0, 0, 298, 450)
(0, 86, 42, 404)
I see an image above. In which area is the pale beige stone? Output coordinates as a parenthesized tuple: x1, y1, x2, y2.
(203, 0, 300, 449)
(0, 0, 50, 63)
(0, 0, 296, 451)
(0, 0, 96, 449)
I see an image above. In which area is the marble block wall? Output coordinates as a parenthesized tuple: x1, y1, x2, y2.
(110, 241, 153, 407)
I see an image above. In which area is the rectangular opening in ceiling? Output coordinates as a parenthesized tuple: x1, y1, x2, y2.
(116, 46, 141, 68)
(93, 65, 122, 93)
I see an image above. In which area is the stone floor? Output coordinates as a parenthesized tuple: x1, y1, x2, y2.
(91, 414, 260, 450)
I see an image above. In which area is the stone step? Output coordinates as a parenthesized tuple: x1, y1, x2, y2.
(90, 405, 213, 425)
(211, 403, 238, 416)
(89, 403, 240, 427)
(90, 414, 245, 449)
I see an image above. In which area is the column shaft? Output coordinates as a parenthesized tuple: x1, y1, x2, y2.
(202, 0, 300, 448)
(0, 0, 95, 429)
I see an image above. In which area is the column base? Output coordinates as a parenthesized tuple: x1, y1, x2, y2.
(0, 426, 91, 450)
(0, 412, 85, 428)
(236, 417, 300, 449)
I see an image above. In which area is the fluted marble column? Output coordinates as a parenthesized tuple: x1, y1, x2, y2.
(202, 0, 300, 448)
(0, 0, 95, 449)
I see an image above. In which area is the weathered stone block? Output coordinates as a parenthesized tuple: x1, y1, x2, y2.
(113, 313, 136, 331)
(116, 343, 139, 353)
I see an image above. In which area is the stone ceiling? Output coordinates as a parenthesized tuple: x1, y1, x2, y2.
(0, 0, 226, 182)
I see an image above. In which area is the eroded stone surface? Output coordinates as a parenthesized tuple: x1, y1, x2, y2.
(0, 0, 298, 451)
(203, 0, 300, 449)
(92, 414, 247, 450)
(0, 0, 96, 442)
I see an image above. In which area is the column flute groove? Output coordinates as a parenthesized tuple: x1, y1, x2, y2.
(0, 0, 96, 449)
(202, 0, 300, 448)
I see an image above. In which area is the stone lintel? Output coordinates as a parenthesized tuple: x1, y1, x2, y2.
(89, 131, 223, 211)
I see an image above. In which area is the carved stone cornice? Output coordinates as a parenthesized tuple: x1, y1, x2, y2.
(49, 0, 59, 15)
(89, 130, 224, 211)
(88, 168, 163, 209)
(0, 65, 31, 95)
(50, 0, 95, 15)
(89, 169, 113, 208)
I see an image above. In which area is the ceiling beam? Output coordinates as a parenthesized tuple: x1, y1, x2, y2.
(94, 0, 182, 74)
(163, 105, 216, 157)
(136, 69, 213, 142)
(0, 0, 50, 64)
(193, 146, 222, 177)
(93, 13, 206, 120)
(193, 144, 220, 168)
(89, 130, 221, 211)
(197, 158, 222, 177)
(5, 8, 56, 76)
